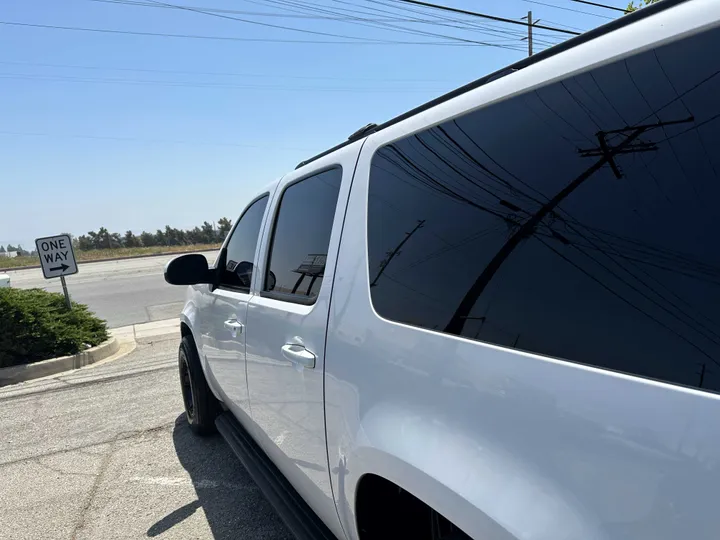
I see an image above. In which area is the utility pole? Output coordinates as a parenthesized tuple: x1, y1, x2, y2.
(370, 219, 425, 287)
(444, 116, 694, 336)
(523, 11, 533, 56)
(697, 362, 712, 388)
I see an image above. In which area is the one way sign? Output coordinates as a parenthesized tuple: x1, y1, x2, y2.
(35, 234, 78, 279)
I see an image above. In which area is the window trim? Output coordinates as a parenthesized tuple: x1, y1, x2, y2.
(216, 192, 270, 294)
(260, 165, 343, 305)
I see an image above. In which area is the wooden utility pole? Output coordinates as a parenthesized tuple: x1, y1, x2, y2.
(444, 116, 694, 336)
(521, 11, 537, 57)
(526, 11, 533, 56)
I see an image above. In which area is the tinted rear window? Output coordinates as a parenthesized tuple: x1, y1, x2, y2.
(367, 25, 720, 392)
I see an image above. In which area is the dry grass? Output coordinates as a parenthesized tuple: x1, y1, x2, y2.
(0, 244, 221, 270)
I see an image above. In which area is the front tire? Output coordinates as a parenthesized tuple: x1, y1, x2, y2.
(179, 335, 220, 436)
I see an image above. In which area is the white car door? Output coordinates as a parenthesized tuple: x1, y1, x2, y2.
(244, 143, 361, 539)
(200, 193, 270, 418)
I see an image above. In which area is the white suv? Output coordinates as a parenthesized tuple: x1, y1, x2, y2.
(166, 1, 720, 538)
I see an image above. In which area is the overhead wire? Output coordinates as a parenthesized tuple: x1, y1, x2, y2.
(91, 0, 543, 50)
(520, 0, 615, 19)
(131, 0, 460, 43)
(342, 0, 564, 44)
(0, 72, 449, 93)
(387, 0, 582, 35)
(0, 20, 485, 45)
(88, 0, 469, 21)
(0, 59, 455, 82)
(0, 130, 315, 150)
(231, 0, 554, 48)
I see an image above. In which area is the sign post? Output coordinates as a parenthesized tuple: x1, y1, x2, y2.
(35, 234, 78, 310)
(59, 275, 71, 310)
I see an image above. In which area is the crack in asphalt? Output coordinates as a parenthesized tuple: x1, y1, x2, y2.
(0, 424, 172, 469)
(70, 435, 117, 540)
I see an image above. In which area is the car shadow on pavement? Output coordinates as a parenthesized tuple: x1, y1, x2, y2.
(147, 414, 293, 539)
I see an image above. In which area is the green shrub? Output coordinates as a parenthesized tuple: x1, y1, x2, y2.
(0, 288, 109, 368)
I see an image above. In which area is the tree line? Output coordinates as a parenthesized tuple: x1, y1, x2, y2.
(0, 217, 233, 256)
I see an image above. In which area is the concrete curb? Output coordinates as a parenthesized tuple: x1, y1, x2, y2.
(112, 318, 180, 342)
(0, 337, 121, 387)
(3, 247, 220, 273)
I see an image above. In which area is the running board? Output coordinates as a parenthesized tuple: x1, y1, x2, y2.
(215, 412, 337, 540)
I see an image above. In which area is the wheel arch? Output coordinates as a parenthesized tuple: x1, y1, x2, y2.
(178, 312, 223, 402)
(339, 402, 605, 540)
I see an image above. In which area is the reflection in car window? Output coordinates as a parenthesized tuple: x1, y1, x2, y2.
(368, 25, 720, 393)
(264, 168, 342, 302)
(221, 195, 268, 290)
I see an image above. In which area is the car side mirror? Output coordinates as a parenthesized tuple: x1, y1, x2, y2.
(267, 270, 276, 291)
(164, 254, 214, 285)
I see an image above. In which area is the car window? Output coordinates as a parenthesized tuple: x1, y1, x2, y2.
(263, 168, 342, 303)
(367, 25, 720, 393)
(220, 195, 268, 290)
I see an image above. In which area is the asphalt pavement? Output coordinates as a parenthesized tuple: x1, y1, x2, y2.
(0, 331, 293, 540)
(6, 252, 217, 328)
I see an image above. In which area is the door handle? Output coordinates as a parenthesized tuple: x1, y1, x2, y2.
(223, 318, 244, 337)
(281, 344, 316, 369)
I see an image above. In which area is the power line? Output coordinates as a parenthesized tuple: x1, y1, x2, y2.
(0, 59, 454, 83)
(0, 72, 450, 92)
(542, 18, 588, 32)
(93, 0, 540, 49)
(520, 0, 614, 20)
(119, 0, 426, 42)
(0, 130, 315, 150)
(391, 0, 582, 35)
(344, 0, 564, 43)
(0, 20, 478, 45)
(89, 0, 463, 20)
(571, 0, 628, 13)
(140, 0, 511, 47)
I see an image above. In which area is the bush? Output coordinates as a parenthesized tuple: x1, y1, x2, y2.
(0, 288, 109, 368)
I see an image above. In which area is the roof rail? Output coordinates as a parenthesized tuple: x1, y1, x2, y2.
(295, 0, 691, 170)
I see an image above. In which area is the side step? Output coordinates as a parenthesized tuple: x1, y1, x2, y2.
(215, 412, 338, 540)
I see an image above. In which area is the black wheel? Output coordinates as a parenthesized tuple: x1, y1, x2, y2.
(179, 335, 220, 436)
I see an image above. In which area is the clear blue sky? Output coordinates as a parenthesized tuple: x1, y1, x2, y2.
(0, 0, 626, 249)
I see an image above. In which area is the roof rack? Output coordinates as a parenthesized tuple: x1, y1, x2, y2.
(295, 0, 690, 170)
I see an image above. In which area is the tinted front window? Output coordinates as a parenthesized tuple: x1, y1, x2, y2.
(221, 195, 268, 289)
(368, 26, 720, 392)
(264, 168, 342, 302)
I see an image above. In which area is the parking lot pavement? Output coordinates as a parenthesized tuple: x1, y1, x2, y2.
(0, 334, 293, 540)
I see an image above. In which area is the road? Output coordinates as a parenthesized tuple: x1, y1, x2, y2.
(0, 332, 293, 540)
(6, 252, 217, 328)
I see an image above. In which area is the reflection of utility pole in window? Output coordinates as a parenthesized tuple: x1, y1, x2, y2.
(444, 116, 695, 336)
(371, 219, 425, 287)
(291, 254, 326, 296)
(697, 362, 712, 388)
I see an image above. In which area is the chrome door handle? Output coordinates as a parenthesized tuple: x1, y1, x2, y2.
(223, 319, 244, 336)
(281, 344, 316, 369)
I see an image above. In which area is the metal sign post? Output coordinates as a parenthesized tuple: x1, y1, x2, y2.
(60, 275, 72, 310)
(35, 234, 79, 311)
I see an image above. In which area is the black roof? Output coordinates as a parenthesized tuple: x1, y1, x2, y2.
(296, 0, 690, 169)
